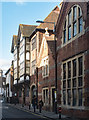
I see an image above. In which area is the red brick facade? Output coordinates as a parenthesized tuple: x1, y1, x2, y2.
(38, 46, 56, 111)
(56, 2, 89, 119)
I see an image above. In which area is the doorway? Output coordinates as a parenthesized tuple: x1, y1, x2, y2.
(52, 88, 55, 112)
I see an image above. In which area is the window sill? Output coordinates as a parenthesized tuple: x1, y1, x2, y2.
(62, 30, 85, 48)
(42, 75, 49, 78)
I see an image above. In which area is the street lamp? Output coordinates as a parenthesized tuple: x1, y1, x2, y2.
(36, 20, 57, 114)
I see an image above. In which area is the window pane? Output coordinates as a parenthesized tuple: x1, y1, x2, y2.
(72, 78, 76, 87)
(63, 81, 66, 88)
(63, 90, 66, 105)
(73, 22, 77, 37)
(67, 79, 71, 88)
(68, 61, 71, 78)
(68, 10, 72, 25)
(26, 38, 30, 43)
(63, 63, 66, 79)
(79, 17, 83, 33)
(78, 56, 83, 76)
(26, 68, 30, 74)
(73, 59, 76, 77)
(73, 6, 77, 21)
(72, 89, 77, 106)
(78, 88, 83, 106)
(67, 90, 71, 105)
(32, 36, 36, 50)
(68, 26, 71, 40)
(64, 30, 66, 44)
(26, 61, 30, 67)
(78, 7, 82, 17)
(46, 65, 48, 76)
(26, 44, 30, 51)
(26, 52, 30, 60)
(78, 77, 83, 87)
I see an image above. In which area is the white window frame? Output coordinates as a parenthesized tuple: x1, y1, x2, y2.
(42, 56, 49, 78)
(42, 87, 49, 106)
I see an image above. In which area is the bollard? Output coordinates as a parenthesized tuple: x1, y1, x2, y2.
(59, 105, 61, 119)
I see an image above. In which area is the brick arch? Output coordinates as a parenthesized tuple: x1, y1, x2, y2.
(30, 84, 36, 103)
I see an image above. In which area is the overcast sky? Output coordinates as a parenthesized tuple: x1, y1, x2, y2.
(0, 1, 60, 74)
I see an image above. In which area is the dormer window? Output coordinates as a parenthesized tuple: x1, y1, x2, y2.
(63, 5, 84, 45)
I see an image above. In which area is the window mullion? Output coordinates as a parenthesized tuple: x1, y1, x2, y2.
(71, 60, 73, 106)
(71, 8, 73, 39)
(77, 6, 79, 34)
(66, 62, 68, 105)
(66, 15, 68, 42)
(76, 57, 78, 106)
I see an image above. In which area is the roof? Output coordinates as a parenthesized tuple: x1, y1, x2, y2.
(11, 35, 18, 53)
(45, 35, 55, 59)
(37, 6, 60, 30)
(5, 68, 10, 75)
(19, 24, 37, 37)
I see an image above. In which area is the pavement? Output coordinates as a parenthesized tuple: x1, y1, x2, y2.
(8, 103, 67, 120)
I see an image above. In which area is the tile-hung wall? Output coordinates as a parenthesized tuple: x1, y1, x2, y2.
(61, 54, 84, 108)
(62, 5, 85, 47)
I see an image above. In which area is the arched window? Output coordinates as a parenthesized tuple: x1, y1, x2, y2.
(63, 5, 83, 45)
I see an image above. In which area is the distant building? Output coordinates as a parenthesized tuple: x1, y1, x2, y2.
(0, 69, 6, 96)
(5, 62, 14, 103)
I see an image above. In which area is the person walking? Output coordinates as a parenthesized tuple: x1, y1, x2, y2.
(32, 95, 36, 112)
(39, 99, 43, 113)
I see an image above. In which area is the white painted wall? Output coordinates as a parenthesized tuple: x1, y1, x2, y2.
(6, 71, 12, 98)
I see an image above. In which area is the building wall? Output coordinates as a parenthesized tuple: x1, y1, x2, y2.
(57, 2, 89, 118)
(38, 39, 55, 111)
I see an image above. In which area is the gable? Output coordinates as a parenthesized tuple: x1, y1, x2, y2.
(37, 35, 48, 68)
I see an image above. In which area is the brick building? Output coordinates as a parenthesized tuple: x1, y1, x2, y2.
(56, 2, 89, 119)
(34, 6, 60, 111)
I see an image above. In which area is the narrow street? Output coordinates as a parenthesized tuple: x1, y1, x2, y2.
(1, 103, 52, 120)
